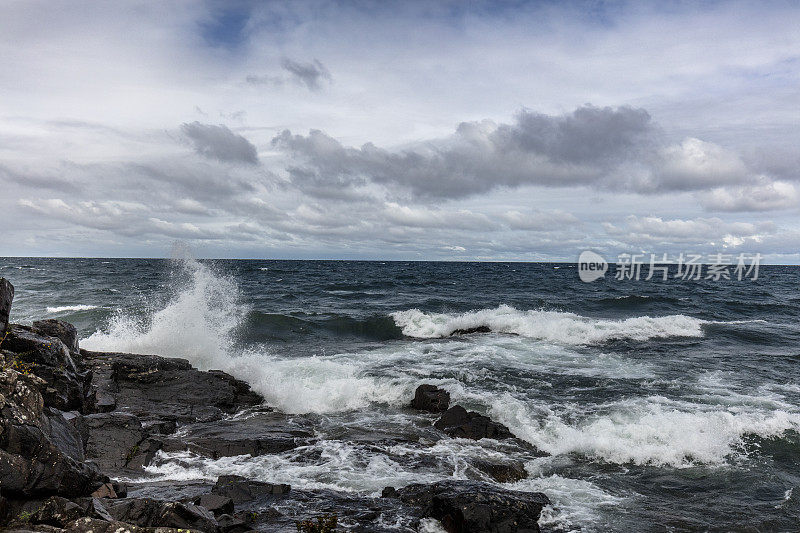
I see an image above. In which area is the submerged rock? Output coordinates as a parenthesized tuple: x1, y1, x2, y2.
(212, 475, 291, 504)
(450, 325, 492, 335)
(472, 459, 528, 483)
(410, 384, 450, 412)
(392, 480, 550, 533)
(434, 405, 515, 440)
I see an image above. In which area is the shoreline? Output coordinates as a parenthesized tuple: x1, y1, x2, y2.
(0, 277, 551, 533)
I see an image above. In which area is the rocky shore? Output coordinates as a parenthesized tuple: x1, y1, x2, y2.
(0, 278, 551, 532)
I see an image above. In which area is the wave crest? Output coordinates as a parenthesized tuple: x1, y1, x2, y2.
(391, 305, 705, 344)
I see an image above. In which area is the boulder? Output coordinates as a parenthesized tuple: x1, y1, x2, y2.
(0, 278, 12, 334)
(4, 325, 76, 372)
(473, 459, 528, 483)
(393, 480, 550, 533)
(212, 475, 290, 504)
(81, 350, 262, 422)
(32, 320, 80, 354)
(61, 516, 203, 532)
(434, 405, 514, 440)
(410, 384, 450, 412)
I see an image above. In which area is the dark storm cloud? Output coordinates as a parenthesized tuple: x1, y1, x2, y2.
(270, 104, 769, 200)
(280, 58, 331, 91)
(181, 122, 259, 164)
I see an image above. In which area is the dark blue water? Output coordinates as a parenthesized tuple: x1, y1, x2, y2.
(3, 257, 800, 531)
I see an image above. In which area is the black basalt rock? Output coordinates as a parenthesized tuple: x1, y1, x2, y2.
(434, 405, 515, 440)
(393, 480, 550, 533)
(32, 319, 80, 354)
(0, 278, 12, 335)
(410, 384, 450, 412)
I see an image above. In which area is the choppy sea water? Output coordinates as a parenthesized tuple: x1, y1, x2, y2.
(3, 257, 800, 531)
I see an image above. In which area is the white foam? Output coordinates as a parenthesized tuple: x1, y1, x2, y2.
(488, 393, 800, 468)
(391, 305, 705, 344)
(47, 304, 99, 313)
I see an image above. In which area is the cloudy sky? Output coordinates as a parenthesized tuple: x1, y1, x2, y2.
(1, 0, 799, 261)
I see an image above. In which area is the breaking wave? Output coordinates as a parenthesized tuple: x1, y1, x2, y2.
(391, 305, 706, 344)
(47, 304, 99, 313)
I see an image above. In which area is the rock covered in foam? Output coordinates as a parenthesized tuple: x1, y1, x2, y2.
(411, 384, 451, 412)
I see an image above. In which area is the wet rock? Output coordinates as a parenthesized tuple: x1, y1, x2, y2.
(84, 412, 161, 472)
(154, 501, 219, 531)
(394, 480, 550, 533)
(217, 513, 250, 532)
(195, 493, 234, 516)
(450, 325, 492, 335)
(142, 418, 177, 435)
(0, 278, 12, 334)
(212, 475, 291, 504)
(0, 368, 105, 497)
(473, 459, 528, 483)
(81, 350, 262, 422)
(434, 405, 515, 440)
(184, 418, 310, 458)
(411, 384, 450, 412)
(32, 320, 79, 354)
(61, 516, 201, 532)
(4, 325, 76, 373)
(31, 496, 86, 527)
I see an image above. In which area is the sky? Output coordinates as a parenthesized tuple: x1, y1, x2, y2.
(1, 0, 799, 262)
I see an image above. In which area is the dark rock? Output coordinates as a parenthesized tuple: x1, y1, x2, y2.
(217, 513, 251, 532)
(31, 496, 85, 527)
(61, 516, 200, 532)
(0, 368, 105, 497)
(473, 459, 528, 483)
(212, 475, 290, 504)
(434, 405, 514, 440)
(84, 412, 161, 473)
(81, 350, 262, 422)
(0, 278, 12, 334)
(154, 501, 218, 531)
(411, 384, 450, 412)
(450, 325, 492, 335)
(32, 320, 80, 354)
(381, 487, 398, 498)
(195, 493, 234, 516)
(34, 365, 92, 413)
(91, 483, 117, 499)
(395, 480, 550, 533)
(142, 418, 177, 435)
(4, 325, 76, 372)
(111, 481, 127, 498)
(103, 497, 219, 530)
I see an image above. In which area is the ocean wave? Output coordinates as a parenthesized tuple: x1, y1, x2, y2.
(46, 304, 99, 313)
(391, 305, 705, 344)
(489, 394, 800, 468)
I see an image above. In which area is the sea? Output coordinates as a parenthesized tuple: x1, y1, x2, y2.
(2, 256, 799, 532)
